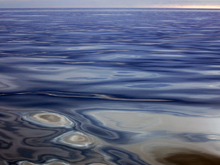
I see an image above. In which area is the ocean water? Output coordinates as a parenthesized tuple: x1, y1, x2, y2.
(1, 8, 220, 165)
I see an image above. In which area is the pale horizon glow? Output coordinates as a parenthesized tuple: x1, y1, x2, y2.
(171, 5, 220, 9)
(0, 0, 220, 9)
(133, 5, 220, 9)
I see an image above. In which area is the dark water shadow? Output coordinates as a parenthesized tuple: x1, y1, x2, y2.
(151, 147, 220, 165)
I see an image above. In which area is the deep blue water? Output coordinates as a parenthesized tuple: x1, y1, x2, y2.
(1, 8, 220, 165)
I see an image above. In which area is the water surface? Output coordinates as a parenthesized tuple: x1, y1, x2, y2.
(1, 8, 220, 165)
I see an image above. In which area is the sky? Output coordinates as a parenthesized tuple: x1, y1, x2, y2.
(0, 0, 220, 8)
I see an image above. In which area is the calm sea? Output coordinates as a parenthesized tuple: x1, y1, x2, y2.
(1, 8, 220, 165)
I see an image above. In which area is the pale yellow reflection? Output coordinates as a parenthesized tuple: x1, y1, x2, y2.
(52, 131, 97, 148)
(89, 110, 220, 164)
(89, 110, 160, 131)
(88, 110, 220, 134)
(25, 112, 73, 128)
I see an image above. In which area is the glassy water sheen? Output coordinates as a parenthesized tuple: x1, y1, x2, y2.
(1, 8, 220, 165)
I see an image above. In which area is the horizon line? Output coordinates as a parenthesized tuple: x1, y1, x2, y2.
(0, 7, 220, 9)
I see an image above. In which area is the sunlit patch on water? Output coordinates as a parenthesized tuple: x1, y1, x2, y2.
(52, 131, 97, 149)
(87, 110, 220, 134)
(86, 110, 161, 132)
(85, 109, 220, 164)
(23, 112, 74, 128)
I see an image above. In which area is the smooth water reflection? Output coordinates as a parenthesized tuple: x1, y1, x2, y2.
(87, 110, 220, 134)
(1, 107, 220, 164)
(1, 8, 220, 165)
